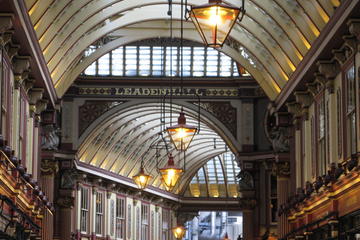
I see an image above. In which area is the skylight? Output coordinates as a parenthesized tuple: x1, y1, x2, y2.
(83, 45, 250, 78)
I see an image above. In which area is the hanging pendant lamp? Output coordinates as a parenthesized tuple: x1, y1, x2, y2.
(166, 108, 197, 151)
(189, 0, 245, 48)
(172, 225, 186, 239)
(223, 232, 230, 240)
(159, 154, 183, 191)
(132, 161, 152, 190)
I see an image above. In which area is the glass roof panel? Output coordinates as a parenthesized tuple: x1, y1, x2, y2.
(83, 42, 246, 78)
(187, 151, 240, 197)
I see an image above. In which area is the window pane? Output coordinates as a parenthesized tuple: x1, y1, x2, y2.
(112, 47, 123, 76)
(193, 47, 204, 76)
(83, 44, 246, 78)
(232, 61, 240, 76)
(126, 46, 138, 76)
(206, 48, 218, 76)
(220, 53, 231, 76)
(181, 47, 192, 77)
(166, 46, 178, 76)
(98, 53, 110, 75)
(139, 46, 150, 76)
(84, 61, 96, 75)
(152, 47, 164, 76)
(346, 65, 355, 112)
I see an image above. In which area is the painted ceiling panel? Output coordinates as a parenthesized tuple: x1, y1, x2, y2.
(27, 0, 339, 100)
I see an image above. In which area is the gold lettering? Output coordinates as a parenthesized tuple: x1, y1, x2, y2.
(150, 89, 157, 95)
(133, 88, 141, 95)
(143, 88, 150, 95)
(124, 88, 132, 95)
(160, 89, 168, 96)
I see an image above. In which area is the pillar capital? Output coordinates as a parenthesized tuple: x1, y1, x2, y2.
(316, 61, 339, 94)
(238, 198, 257, 210)
(56, 196, 75, 209)
(272, 160, 290, 179)
(332, 48, 347, 65)
(342, 35, 357, 53)
(6, 43, 19, 60)
(306, 81, 319, 97)
(40, 159, 59, 176)
(348, 19, 360, 39)
(0, 14, 13, 45)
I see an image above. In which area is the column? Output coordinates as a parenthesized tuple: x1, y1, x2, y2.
(239, 198, 256, 240)
(211, 212, 216, 236)
(40, 159, 58, 240)
(275, 160, 291, 238)
(57, 196, 75, 240)
(242, 209, 254, 240)
(266, 110, 292, 238)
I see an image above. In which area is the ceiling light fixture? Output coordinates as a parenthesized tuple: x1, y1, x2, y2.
(189, 0, 246, 48)
(159, 153, 183, 191)
(132, 157, 152, 190)
(166, 107, 197, 151)
(172, 225, 187, 239)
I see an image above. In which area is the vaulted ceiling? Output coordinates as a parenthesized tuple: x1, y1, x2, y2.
(77, 103, 233, 194)
(25, 0, 340, 100)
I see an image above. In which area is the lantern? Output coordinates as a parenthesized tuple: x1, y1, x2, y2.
(159, 154, 183, 191)
(189, 0, 245, 48)
(166, 110, 197, 151)
(172, 226, 186, 239)
(223, 232, 230, 240)
(132, 164, 152, 190)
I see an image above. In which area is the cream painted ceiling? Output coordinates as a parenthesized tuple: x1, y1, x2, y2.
(26, 0, 340, 100)
(77, 103, 230, 194)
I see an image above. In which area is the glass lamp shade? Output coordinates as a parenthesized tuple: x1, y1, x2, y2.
(159, 154, 183, 191)
(223, 232, 230, 240)
(172, 226, 186, 239)
(166, 112, 197, 151)
(268, 233, 277, 240)
(132, 166, 152, 190)
(189, 0, 241, 48)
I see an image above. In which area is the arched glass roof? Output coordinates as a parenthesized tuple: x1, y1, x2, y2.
(25, 0, 340, 99)
(77, 102, 238, 195)
(82, 43, 248, 78)
(185, 152, 240, 198)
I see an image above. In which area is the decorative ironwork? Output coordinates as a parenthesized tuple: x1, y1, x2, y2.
(272, 161, 290, 178)
(195, 101, 237, 137)
(56, 196, 75, 209)
(40, 124, 60, 150)
(78, 101, 123, 135)
(236, 170, 254, 191)
(40, 159, 59, 176)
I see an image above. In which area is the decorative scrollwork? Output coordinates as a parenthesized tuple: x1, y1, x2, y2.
(56, 196, 75, 209)
(194, 101, 237, 137)
(78, 101, 123, 135)
(236, 170, 254, 190)
(40, 159, 59, 176)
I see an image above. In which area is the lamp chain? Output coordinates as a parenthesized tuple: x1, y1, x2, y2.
(180, 0, 184, 96)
